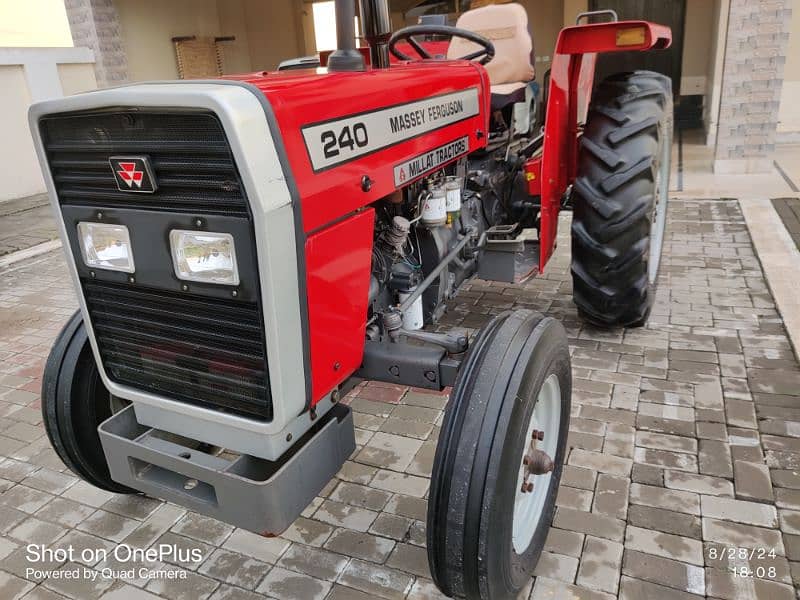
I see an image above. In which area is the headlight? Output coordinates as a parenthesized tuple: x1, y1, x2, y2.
(170, 230, 239, 286)
(77, 222, 135, 273)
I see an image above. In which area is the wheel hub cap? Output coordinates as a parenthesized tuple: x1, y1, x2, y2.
(512, 374, 561, 554)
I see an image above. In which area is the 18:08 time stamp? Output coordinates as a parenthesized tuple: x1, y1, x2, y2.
(707, 546, 778, 578)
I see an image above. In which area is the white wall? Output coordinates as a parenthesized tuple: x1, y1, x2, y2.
(0, 47, 96, 203)
(681, 0, 714, 95)
(113, 0, 306, 81)
(115, 0, 222, 81)
(778, 3, 800, 137)
(704, 0, 729, 146)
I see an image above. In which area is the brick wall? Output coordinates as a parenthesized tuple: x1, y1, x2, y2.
(714, 0, 793, 174)
(65, 0, 128, 87)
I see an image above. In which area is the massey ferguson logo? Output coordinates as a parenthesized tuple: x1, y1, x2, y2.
(109, 156, 157, 193)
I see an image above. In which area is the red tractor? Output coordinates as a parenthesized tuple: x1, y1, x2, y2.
(30, 2, 671, 598)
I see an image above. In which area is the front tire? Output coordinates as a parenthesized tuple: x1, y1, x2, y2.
(42, 311, 134, 494)
(427, 310, 571, 599)
(571, 70, 673, 327)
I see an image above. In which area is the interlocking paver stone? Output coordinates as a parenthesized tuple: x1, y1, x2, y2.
(700, 495, 778, 527)
(1, 199, 799, 599)
(621, 549, 705, 595)
(576, 536, 623, 594)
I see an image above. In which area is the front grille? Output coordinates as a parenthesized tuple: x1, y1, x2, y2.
(40, 110, 273, 420)
(40, 111, 248, 216)
(84, 281, 272, 420)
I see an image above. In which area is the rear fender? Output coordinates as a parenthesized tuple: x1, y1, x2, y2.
(538, 20, 672, 272)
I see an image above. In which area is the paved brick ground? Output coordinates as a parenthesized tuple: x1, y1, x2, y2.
(0, 198, 799, 599)
(0, 194, 58, 257)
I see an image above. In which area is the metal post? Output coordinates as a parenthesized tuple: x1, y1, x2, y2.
(328, 0, 365, 72)
(359, 0, 392, 68)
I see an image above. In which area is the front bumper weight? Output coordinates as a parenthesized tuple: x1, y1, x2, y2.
(98, 404, 355, 535)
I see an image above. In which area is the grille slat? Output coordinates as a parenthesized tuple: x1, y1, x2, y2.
(41, 111, 248, 217)
(41, 111, 272, 420)
(86, 281, 272, 420)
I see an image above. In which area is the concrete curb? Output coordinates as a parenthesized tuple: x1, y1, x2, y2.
(739, 197, 800, 362)
(0, 239, 62, 270)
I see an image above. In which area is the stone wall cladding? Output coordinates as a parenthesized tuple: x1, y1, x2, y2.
(714, 0, 792, 171)
(64, 0, 128, 87)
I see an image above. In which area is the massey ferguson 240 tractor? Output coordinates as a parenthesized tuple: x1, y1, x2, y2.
(30, 1, 671, 597)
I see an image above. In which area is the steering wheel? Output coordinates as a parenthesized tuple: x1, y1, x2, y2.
(389, 25, 495, 65)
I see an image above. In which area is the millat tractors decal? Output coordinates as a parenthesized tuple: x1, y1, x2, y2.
(393, 136, 469, 186)
(301, 88, 479, 172)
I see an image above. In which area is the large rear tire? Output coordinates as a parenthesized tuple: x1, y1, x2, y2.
(42, 311, 134, 494)
(427, 310, 571, 599)
(571, 70, 673, 327)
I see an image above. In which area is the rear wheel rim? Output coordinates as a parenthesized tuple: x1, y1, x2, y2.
(512, 373, 561, 554)
(649, 123, 671, 284)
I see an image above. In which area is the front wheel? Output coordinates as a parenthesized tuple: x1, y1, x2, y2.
(42, 311, 134, 493)
(427, 310, 571, 599)
(571, 70, 673, 327)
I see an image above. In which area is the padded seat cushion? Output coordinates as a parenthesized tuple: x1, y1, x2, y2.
(447, 3, 535, 87)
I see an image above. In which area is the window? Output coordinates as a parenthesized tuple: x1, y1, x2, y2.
(312, 1, 360, 52)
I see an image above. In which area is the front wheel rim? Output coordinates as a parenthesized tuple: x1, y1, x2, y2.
(512, 373, 561, 554)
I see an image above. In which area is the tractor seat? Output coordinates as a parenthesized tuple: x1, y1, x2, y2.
(446, 2, 535, 111)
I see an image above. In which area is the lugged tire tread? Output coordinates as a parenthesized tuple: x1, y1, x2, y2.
(571, 71, 672, 327)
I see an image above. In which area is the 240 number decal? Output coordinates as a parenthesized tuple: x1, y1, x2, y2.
(321, 123, 369, 159)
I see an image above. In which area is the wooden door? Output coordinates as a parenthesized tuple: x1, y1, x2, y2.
(589, 0, 685, 94)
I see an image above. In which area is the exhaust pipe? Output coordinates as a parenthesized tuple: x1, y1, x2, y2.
(328, 0, 366, 72)
(359, 0, 392, 69)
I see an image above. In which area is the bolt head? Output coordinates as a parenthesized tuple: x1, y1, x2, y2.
(195, 218, 203, 227)
(181, 284, 189, 291)
(231, 290, 238, 298)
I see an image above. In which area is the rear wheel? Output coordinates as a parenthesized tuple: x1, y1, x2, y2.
(427, 309, 571, 599)
(571, 70, 673, 327)
(42, 311, 134, 493)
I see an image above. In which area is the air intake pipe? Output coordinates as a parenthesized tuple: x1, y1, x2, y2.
(328, 0, 366, 72)
(359, 0, 392, 68)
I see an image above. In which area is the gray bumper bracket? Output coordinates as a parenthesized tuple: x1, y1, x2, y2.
(98, 404, 355, 535)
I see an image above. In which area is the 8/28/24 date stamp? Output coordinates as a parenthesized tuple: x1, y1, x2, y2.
(707, 546, 779, 579)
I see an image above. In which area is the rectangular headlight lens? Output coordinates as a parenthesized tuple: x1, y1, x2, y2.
(170, 230, 239, 286)
(77, 222, 135, 273)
